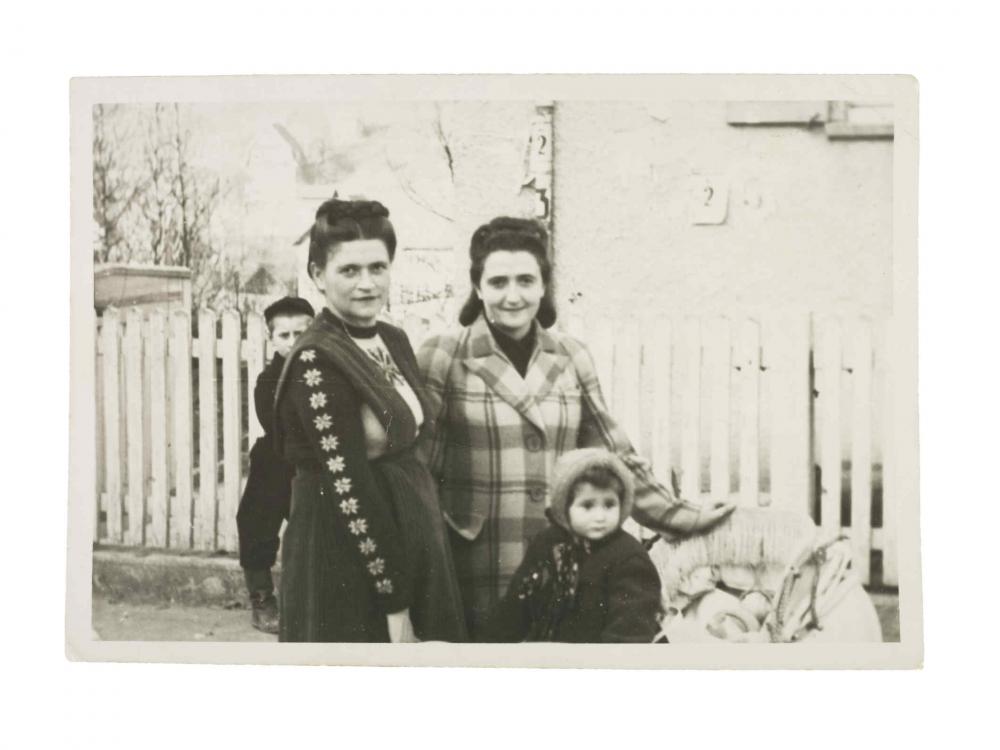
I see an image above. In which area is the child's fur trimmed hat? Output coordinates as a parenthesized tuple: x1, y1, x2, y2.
(547, 448, 635, 533)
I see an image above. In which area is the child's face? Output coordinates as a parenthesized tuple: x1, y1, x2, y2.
(567, 482, 621, 541)
(270, 314, 312, 358)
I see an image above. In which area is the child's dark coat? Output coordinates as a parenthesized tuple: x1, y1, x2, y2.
(483, 525, 662, 643)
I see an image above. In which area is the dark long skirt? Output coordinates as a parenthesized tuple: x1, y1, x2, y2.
(279, 449, 468, 643)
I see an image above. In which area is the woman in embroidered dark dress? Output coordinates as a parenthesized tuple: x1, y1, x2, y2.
(273, 199, 466, 642)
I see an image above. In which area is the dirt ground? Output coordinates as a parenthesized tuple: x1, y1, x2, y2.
(92, 591, 901, 643)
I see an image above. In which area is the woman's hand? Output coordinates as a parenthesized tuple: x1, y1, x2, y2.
(386, 609, 418, 643)
(690, 499, 736, 532)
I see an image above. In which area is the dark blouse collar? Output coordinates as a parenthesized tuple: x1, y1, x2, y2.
(319, 307, 379, 339)
(486, 317, 537, 377)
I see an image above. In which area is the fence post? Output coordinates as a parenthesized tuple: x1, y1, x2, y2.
(881, 317, 900, 587)
(220, 310, 242, 553)
(679, 318, 701, 500)
(124, 308, 146, 546)
(170, 310, 194, 549)
(148, 310, 169, 548)
(589, 315, 615, 412)
(94, 312, 104, 541)
(245, 311, 266, 444)
(847, 317, 873, 585)
(763, 313, 812, 514)
(613, 316, 642, 449)
(736, 318, 761, 506)
(101, 308, 123, 543)
(705, 317, 732, 502)
(647, 317, 672, 477)
(196, 309, 218, 550)
(816, 316, 843, 533)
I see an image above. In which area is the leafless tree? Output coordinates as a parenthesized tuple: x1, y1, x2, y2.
(92, 104, 142, 263)
(137, 104, 177, 265)
(167, 105, 225, 308)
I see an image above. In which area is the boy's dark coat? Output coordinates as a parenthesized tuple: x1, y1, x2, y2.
(236, 354, 294, 571)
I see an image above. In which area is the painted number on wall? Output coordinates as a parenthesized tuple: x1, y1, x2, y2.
(690, 175, 729, 225)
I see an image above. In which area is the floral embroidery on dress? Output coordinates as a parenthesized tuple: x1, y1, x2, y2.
(334, 477, 352, 495)
(375, 579, 394, 595)
(326, 456, 346, 474)
(299, 350, 316, 362)
(309, 392, 327, 409)
(320, 435, 340, 452)
(348, 518, 369, 536)
(339, 497, 359, 515)
(367, 558, 386, 576)
(313, 414, 332, 431)
(358, 538, 377, 555)
(303, 369, 322, 387)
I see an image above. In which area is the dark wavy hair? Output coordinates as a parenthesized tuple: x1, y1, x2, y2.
(458, 216, 556, 328)
(307, 198, 397, 275)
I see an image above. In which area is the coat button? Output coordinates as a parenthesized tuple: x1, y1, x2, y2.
(525, 435, 543, 452)
(529, 487, 546, 503)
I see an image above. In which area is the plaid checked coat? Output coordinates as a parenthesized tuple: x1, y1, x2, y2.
(417, 313, 702, 633)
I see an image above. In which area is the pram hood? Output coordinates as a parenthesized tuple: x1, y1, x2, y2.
(547, 448, 635, 534)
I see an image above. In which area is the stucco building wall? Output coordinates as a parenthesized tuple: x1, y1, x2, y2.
(552, 101, 892, 321)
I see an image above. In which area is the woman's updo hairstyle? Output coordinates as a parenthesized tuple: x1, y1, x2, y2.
(458, 216, 557, 328)
(307, 198, 397, 272)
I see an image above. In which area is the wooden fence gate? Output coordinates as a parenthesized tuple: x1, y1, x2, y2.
(94, 307, 897, 587)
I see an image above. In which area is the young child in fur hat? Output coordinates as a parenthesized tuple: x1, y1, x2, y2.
(482, 448, 663, 643)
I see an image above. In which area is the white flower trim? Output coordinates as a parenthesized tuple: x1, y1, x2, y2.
(326, 456, 346, 474)
(375, 579, 394, 595)
(358, 538, 377, 555)
(320, 435, 340, 452)
(348, 518, 369, 536)
(334, 477, 352, 495)
(313, 414, 332, 431)
(366, 558, 386, 576)
(303, 369, 322, 387)
(339, 497, 359, 515)
(299, 350, 316, 362)
(309, 392, 328, 409)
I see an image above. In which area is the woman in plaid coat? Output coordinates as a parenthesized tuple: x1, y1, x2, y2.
(417, 217, 734, 636)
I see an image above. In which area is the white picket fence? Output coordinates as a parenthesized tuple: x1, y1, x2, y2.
(94, 307, 897, 587)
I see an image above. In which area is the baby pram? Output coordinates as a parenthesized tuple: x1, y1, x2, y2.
(645, 506, 882, 643)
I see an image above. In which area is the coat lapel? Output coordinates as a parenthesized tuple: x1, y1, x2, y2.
(462, 315, 553, 434)
(522, 325, 570, 404)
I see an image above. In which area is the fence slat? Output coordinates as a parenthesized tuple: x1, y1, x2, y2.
(94, 312, 104, 541)
(170, 310, 194, 549)
(737, 319, 761, 506)
(613, 317, 642, 448)
(589, 316, 615, 413)
(816, 317, 842, 533)
(220, 310, 242, 553)
(245, 312, 267, 444)
(764, 313, 812, 513)
(101, 309, 123, 543)
(705, 317, 731, 502)
(647, 317, 672, 476)
(679, 318, 701, 500)
(880, 317, 899, 586)
(848, 318, 873, 585)
(196, 309, 219, 550)
(148, 311, 169, 548)
(124, 309, 146, 546)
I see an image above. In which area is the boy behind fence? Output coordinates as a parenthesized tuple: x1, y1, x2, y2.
(482, 448, 663, 643)
(236, 296, 314, 633)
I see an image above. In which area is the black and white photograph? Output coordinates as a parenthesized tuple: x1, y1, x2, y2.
(67, 75, 920, 667)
